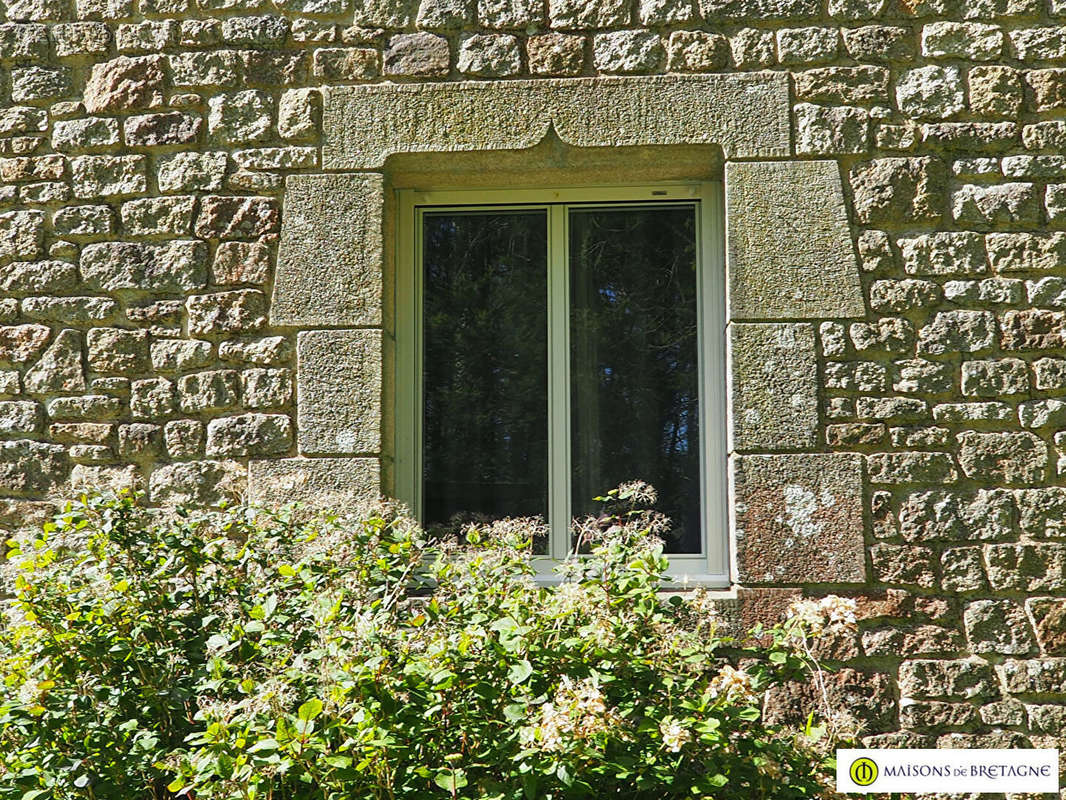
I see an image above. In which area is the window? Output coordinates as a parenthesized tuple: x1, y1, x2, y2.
(395, 185, 726, 585)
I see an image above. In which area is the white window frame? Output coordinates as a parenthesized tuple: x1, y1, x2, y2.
(395, 183, 728, 587)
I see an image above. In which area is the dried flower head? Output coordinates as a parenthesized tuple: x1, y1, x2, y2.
(786, 595, 858, 635)
(616, 480, 658, 507)
(709, 665, 755, 701)
(819, 595, 858, 629)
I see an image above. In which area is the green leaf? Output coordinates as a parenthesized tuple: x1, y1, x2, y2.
(508, 659, 533, 686)
(490, 616, 516, 633)
(216, 752, 235, 779)
(323, 755, 352, 768)
(521, 774, 539, 799)
(557, 763, 573, 786)
(298, 699, 323, 721)
(504, 703, 526, 722)
(434, 769, 468, 791)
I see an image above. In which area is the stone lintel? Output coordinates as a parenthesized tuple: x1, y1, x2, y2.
(322, 73, 790, 169)
(729, 322, 819, 452)
(731, 453, 866, 585)
(297, 329, 381, 456)
(726, 160, 866, 320)
(248, 457, 380, 508)
(271, 173, 383, 328)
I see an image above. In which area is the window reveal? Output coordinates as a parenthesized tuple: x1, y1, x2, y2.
(397, 186, 726, 581)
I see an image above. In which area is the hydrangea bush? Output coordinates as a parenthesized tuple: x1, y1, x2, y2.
(0, 486, 858, 800)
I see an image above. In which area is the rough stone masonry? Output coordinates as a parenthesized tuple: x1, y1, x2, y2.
(4, 0, 1066, 770)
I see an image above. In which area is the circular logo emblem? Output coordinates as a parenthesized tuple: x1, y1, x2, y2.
(850, 757, 878, 787)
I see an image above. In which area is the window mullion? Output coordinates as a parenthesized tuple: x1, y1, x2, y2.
(547, 204, 570, 562)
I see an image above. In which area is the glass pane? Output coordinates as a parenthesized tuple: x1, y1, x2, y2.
(569, 205, 701, 554)
(422, 210, 549, 552)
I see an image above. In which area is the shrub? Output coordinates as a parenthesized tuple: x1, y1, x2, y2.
(0, 487, 856, 800)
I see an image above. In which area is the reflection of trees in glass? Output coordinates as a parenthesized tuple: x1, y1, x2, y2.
(569, 205, 701, 554)
(422, 211, 549, 552)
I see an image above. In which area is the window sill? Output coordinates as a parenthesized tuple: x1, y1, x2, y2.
(531, 561, 731, 591)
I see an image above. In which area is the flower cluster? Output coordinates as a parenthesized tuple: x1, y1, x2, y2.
(786, 595, 858, 635)
(15, 678, 43, 706)
(614, 480, 658, 507)
(688, 587, 720, 618)
(659, 718, 692, 753)
(521, 676, 623, 753)
(550, 582, 591, 616)
(709, 665, 755, 702)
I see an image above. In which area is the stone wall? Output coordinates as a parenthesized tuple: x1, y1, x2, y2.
(3, 0, 1066, 759)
